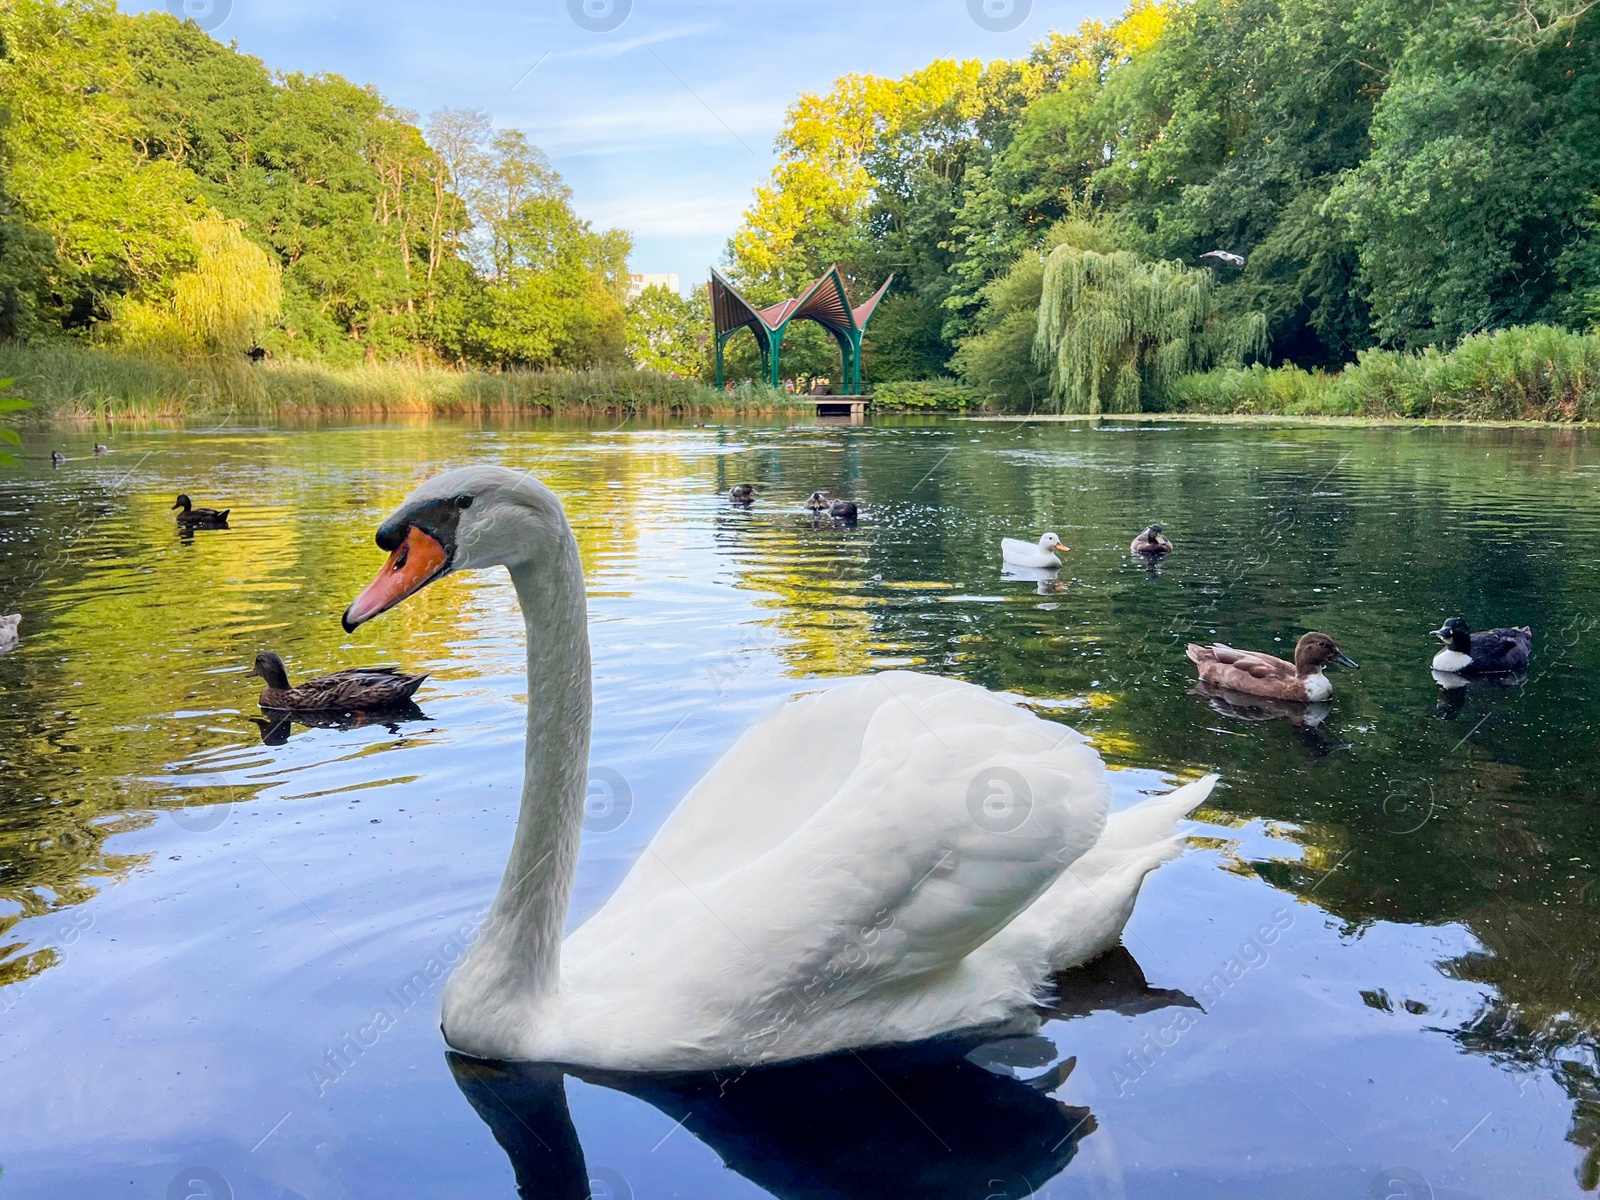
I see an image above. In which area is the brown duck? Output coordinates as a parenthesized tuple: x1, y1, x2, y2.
(805, 490, 858, 521)
(1130, 524, 1173, 556)
(173, 494, 230, 528)
(250, 650, 427, 712)
(1186, 632, 1357, 702)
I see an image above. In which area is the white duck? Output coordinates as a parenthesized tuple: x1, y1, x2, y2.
(343, 467, 1215, 1071)
(0, 614, 19, 653)
(1001, 532, 1067, 569)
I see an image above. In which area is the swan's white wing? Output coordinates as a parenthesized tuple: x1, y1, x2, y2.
(604, 678, 891, 898)
(561, 673, 1109, 1062)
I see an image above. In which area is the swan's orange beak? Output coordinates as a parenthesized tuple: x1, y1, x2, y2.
(343, 526, 450, 631)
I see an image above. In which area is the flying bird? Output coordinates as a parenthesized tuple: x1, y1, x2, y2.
(1200, 250, 1245, 268)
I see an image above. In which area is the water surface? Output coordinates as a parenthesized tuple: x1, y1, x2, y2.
(1, 417, 1597, 1198)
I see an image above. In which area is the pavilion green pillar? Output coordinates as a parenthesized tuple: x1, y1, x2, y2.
(714, 333, 725, 389)
(832, 331, 862, 394)
(768, 326, 785, 388)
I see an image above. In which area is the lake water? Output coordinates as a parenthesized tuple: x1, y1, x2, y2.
(1, 416, 1598, 1199)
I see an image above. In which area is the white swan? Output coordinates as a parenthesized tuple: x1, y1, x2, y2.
(343, 467, 1215, 1071)
(1001, 532, 1067, 569)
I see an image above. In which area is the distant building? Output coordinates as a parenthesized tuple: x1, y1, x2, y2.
(627, 272, 680, 301)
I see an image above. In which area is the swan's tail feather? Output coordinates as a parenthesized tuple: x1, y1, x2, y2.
(981, 774, 1218, 984)
(1047, 773, 1216, 970)
(1092, 773, 1217, 868)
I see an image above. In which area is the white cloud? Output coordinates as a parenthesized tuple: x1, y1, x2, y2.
(551, 22, 717, 61)
(584, 191, 751, 237)
(506, 87, 783, 157)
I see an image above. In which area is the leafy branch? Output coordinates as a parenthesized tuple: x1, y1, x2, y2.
(1472, 0, 1600, 45)
(0, 379, 30, 466)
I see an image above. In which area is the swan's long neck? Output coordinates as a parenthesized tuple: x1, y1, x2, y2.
(455, 525, 591, 1023)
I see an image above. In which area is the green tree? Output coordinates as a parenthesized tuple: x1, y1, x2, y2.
(1034, 245, 1265, 411)
(114, 216, 282, 355)
(1327, 0, 1600, 347)
(954, 210, 1119, 406)
(626, 284, 709, 378)
(1084, 0, 1394, 365)
(0, 0, 199, 335)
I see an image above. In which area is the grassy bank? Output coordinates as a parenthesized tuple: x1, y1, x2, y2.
(14, 325, 1600, 426)
(1166, 325, 1600, 422)
(0, 341, 814, 421)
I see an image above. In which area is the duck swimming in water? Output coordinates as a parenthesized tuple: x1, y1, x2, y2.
(50, 451, 65, 467)
(729, 484, 756, 505)
(93, 444, 108, 456)
(804, 491, 858, 521)
(1130, 524, 1173, 556)
(0, 614, 19, 653)
(1001, 533, 1067, 570)
(1186, 633, 1358, 703)
(250, 650, 427, 712)
(1431, 617, 1531, 675)
(172, 494, 230, 528)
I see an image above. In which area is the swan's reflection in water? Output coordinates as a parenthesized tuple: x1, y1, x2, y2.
(451, 1045, 1093, 1200)
(451, 947, 1195, 1200)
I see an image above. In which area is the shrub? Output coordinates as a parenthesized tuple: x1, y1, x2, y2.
(872, 379, 980, 411)
(1169, 326, 1600, 421)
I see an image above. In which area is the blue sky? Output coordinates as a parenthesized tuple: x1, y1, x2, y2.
(140, 0, 1116, 291)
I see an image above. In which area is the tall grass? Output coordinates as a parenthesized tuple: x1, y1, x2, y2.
(0, 341, 810, 421)
(1168, 325, 1600, 421)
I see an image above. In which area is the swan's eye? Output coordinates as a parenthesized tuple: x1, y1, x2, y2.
(455, 494, 474, 510)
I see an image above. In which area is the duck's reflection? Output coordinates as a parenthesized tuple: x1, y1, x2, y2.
(1131, 551, 1166, 580)
(1189, 681, 1346, 759)
(251, 702, 428, 745)
(450, 946, 1197, 1200)
(1000, 564, 1066, 595)
(1432, 669, 1528, 719)
(1190, 679, 1330, 728)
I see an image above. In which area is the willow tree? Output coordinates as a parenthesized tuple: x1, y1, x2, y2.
(1033, 247, 1265, 413)
(116, 217, 283, 357)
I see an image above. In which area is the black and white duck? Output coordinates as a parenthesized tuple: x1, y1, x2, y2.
(1430, 617, 1531, 675)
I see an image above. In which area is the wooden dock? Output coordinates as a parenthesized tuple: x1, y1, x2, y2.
(814, 395, 869, 422)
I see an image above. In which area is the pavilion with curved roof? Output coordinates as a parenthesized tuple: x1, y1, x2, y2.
(709, 265, 893, 393)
